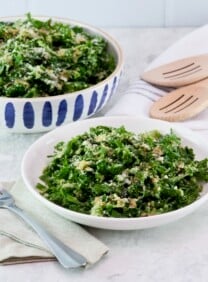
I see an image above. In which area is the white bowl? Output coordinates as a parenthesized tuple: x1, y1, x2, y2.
(0, 16, 123, 133)
(21, 116, 208, 230)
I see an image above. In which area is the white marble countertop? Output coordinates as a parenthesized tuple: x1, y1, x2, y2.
(3, 27, 208, 282)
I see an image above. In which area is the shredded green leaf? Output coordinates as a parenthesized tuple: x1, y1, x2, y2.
(37, 126, 208, 217)
(0, 13, 115, 97)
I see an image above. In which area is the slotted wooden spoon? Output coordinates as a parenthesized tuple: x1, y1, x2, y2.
(141, 54, 208, 88)
(150, 78, 208, 121)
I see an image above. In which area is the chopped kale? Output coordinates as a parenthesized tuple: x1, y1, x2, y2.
(0, 13, 115, 97)
(37, 126, 208, 217)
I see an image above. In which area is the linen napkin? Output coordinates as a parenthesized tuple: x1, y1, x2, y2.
(106, 24, 208, 134)
(0, 179, 108, 266)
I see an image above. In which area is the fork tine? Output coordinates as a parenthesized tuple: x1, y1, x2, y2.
(0, 189, 6, 195)
(0, 189, 12, 199)
(0, 189, 10, 194)
(0, 189, 15, 207)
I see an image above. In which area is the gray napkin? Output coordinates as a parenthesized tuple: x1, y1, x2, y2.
(0, 179, 109, 266)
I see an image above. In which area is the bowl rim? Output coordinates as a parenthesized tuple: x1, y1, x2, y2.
(21, 116, 208, 229)
(0, 15, 123, 102)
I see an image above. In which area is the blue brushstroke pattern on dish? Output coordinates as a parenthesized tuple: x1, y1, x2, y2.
(5, 102, 15, 128)
(56, 99, 67, 126)
(73, 94, 84, 121)
(97, 84, 108, 111)
(42, 101, 52, 127)
(23, 102, 34, 129)
(88, 90, 98, 115)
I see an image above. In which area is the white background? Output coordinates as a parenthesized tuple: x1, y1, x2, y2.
(0, 0, 208, 27)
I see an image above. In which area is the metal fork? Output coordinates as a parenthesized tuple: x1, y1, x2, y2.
(0, 189, 87, 268)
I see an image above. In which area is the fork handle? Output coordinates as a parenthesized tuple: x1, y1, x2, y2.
(7, 204, 87, 268)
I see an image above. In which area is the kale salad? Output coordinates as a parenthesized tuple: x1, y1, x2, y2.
(0, 14, 115, 98)
(37, 125, 208, 218)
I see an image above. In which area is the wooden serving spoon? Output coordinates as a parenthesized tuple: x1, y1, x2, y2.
(141, 54, 208, 88)
(150, 78, 208, 122)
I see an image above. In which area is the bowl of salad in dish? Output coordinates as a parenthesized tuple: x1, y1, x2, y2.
(0, 14, 123, 133)
(21, 116, 208, 230)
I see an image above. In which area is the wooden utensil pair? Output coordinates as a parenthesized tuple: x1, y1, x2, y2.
(141, 54, 208, 121)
